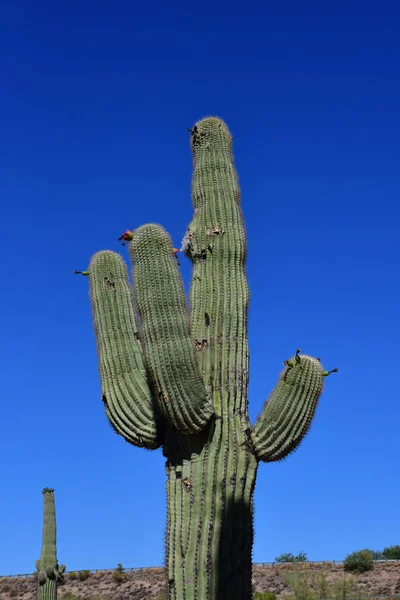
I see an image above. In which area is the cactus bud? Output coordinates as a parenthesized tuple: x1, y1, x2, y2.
(118, 230, 134, 245)
(322, 368, 339, 377)
(173, 248, 180, 265)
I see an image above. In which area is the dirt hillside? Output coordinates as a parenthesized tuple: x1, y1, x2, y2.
(0, 562, 400, 600)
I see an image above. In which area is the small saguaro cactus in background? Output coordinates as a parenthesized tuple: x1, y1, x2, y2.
(36, 488, 65, 600)
(75, 116, 337, 600)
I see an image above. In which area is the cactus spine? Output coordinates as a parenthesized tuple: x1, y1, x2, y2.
(81, 117, 337, 599)
(36, 488, 65, 600)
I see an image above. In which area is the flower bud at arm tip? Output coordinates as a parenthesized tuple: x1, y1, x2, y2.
(322, 368, 339, 377)
(118, 229, 134, 245)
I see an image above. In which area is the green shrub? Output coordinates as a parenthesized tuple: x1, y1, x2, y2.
(280, 563, 317, 600)
(275, 551, 307, 563)
(312, 569, 330, 600)
(152, 593, 168, 600)
(112, 564, 126, 585)
(253, 592, 277, 600)
(366, 549, 384, 560)
(111, 571, 124, 584)
(68, 571, 78, 580)
(282, 570, 318, 600)
(329, 576, 357, 600)
(382, 545, 400, 560)
(343, 549, 374, 573)
(78, 570, 91, 581)
(59, 593, 111, 600)
(281, 564, 361, 600)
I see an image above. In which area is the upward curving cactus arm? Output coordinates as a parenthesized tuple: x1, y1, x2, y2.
(251, 353, 335, 462)
(88, 250, 162, 449)
(129, 224, 214, 434)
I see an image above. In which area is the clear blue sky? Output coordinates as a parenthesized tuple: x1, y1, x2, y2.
(1, 0, 399, 576)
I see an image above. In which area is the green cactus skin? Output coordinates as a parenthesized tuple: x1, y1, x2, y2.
(36, 488, 65, 600)
(83, 116, 336, 599)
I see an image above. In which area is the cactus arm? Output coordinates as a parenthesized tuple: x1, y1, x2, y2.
(129, 224, 214, 435)
(251, 354, 327, 462)
(88, 250, 162, 449)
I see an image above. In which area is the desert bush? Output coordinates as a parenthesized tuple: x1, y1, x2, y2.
(78, 570, 91, 581)
(111, 570, 125, 584)
(366, 549, 384, 559)
(253, 592, 277, 600)
(61, 596, 103, 600)
(312, 569, 330, 599)
(282, 564, 363, 600)
(151, 592, 167, 600)
(67, 571, 78, 580)
(343, 549, 374, 573)
(275, 551, 308, 564)
(382, 545, 400, 560)
(112, 564, 126, 585)
(329, 575, 358, 600)
(281, 564, 317, 600)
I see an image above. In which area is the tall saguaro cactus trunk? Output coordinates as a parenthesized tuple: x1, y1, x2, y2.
(36, 488, 65, 600)
(82, 117, 336, 599)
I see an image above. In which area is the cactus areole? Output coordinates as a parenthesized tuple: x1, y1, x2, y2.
(82, 117, 336, 599)
(36, 488, 65, 600)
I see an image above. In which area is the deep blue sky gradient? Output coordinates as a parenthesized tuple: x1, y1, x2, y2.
(1, 0, 399, 575)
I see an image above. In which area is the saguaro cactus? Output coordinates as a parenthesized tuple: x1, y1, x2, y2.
(77, 117, 337, 599)
(36, 488, 65, 600)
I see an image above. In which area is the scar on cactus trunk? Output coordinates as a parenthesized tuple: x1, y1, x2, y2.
(36, 488, 65, 600)
(77, 116, 337, 599)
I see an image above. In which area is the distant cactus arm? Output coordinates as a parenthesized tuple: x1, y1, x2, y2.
(129, 224, 214, 435)
(88, 251, 162, 449)
(251, 354, 328, 462)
